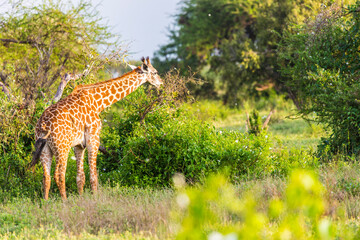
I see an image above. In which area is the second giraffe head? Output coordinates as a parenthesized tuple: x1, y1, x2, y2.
(131, 57, 163, 88)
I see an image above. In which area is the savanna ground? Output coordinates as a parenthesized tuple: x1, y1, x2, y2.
(2, 99, 360, 239)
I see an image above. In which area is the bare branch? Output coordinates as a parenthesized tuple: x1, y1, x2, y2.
(53, 73, 79, 102)
(262, 109, 274, 129)
(99, 145, 110, 155)
(0, 81, 12, 99)
(0, 38, 34, 45)
(245, 112, 250, 132)
(48, 53, 69, 88)
(255, 82, 274, 91)
(0, 38, 46, 47)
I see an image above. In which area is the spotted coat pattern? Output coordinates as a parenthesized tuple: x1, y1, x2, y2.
(34, 58, 162, 200)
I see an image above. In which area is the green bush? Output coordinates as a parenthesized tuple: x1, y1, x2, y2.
(0, 97, 44, 201)
(99, 88, 318, 187)
(279, 2, 360, 155)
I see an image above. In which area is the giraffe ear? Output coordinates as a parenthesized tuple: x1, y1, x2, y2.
(141, 63, 148, 72)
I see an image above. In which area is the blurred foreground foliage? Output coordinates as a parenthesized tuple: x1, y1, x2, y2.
(175, 170, 358, 239)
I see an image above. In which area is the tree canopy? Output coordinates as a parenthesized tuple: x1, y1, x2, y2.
(0, 0, 122, 104)
(278, 1, 360, 154)
(153, 0, 345, 105)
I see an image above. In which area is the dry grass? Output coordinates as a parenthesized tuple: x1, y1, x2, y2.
(57, 187, 172, 236)
(2, 163, 360, 239)
(0, 186, 174, 239)
(319, 161, 360, 219)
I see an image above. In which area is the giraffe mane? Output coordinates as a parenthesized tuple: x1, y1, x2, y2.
(72, 68, 140, 93)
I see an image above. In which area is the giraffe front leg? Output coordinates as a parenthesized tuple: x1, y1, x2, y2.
(86, 124, 101, 193)
(40, 146, 53, 200)
(74, 145, 86, 195)
(54, 150, 70, 200)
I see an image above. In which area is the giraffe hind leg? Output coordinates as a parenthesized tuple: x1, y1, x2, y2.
(74, 145, 86, 195)
(54, 148, 70, 200)
(87, 144, 99, 193)
(85, 125, 101, 194)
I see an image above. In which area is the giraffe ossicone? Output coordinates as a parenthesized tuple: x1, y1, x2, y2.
(31, 57, 163, 200)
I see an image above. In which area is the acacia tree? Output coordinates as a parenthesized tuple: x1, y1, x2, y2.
(153, 0, 341, 105)
(0, 0, 122, 104)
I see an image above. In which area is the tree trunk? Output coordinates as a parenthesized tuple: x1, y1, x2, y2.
(53, 73, 72, 103)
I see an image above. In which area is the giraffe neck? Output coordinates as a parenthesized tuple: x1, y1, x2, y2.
(80, 70, 145, 114)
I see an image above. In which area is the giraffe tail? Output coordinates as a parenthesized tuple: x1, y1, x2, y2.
(29, 130, 51, 169)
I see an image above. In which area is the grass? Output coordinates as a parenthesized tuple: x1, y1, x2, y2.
(2, 162, 360, 239)
(0, 186, 174, 239)
(197, 100, 328, 149)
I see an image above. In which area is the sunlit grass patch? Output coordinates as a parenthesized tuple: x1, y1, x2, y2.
(188, 100, 328, 149)
(0, 186, 174, 239)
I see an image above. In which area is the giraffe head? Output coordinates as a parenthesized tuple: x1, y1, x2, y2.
(132, 57, 163, 88)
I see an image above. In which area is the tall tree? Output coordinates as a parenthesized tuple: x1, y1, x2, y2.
(153, 0, 342, 105)
(0, 0, 122, 105)
(278, 2, 360, 154)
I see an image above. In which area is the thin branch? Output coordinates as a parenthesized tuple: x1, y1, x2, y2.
(262, 109, 274, 129)
(245, 112, 250, 132)
(98, 145, 110, 155)
(48, 53, 69, 88)
(0, 81, 12, 99)
(0, 38, 47, 48)
(0, 38, 35, 45)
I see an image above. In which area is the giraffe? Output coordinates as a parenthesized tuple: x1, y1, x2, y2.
(30, 57, 163, 200)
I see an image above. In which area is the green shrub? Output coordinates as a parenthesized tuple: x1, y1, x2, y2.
(279, 2, 360, 155)
(0, 97, 44, 201)
(100, 90, 318, 187)
(247, 109, 263, 136)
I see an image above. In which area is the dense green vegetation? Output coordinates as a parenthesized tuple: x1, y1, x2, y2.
(153, 0, 347, 104)
(279, 2, 360, 155)
(155, 0, 360, 156)
(2, 0, 360, 239)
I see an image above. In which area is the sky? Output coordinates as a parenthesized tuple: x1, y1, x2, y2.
(88, 0, 181, 60)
